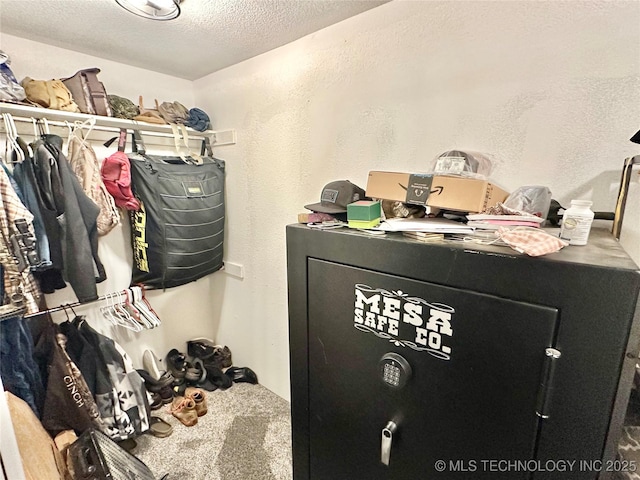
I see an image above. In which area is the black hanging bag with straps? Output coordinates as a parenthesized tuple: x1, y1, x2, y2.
(127, 131, 225, 288)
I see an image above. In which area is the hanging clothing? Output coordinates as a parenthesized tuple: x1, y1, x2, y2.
(31, 134, 106, 302)
(29, 137, 68, 293)
(59, 319, 98, 396)
(0, 167, 42, 313)
(67, 132, 120, 236)
(73, 316, 150, 440)
(28, 314, 103, 437)
(0, 314, 45, 417)
(12, 137, 52, 268)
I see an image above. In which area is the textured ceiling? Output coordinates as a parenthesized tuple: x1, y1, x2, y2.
(0, 0, 388, 80)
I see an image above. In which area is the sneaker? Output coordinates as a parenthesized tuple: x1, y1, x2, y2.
(142, 350, 164, 380)
(170, 396, 198, 427)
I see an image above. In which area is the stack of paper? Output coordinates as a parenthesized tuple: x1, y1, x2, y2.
(375, 217, 475, 234)
(402, 231, 445, 242)
(465, 214, 544, 231)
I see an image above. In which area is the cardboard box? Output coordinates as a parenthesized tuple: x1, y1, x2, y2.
(366, 171, 509, 213)
(347, 200, 381, 221)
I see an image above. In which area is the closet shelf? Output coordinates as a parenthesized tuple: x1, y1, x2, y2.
(0, 102, 236, 146)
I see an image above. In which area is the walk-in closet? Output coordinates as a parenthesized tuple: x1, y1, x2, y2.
(1, 1, 640, 479)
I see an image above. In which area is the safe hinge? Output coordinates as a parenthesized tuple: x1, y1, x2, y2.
(536, 347, 562, 419)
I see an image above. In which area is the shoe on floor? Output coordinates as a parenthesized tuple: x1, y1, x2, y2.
(149, 393, 163, 410)
(170, 396, 198, 427)
(187, 338, 216, 360)
(137, 369, 175, 393)
(148, 416, 173, 438)
(117, 438, 137, 452)
(165, 348, 187, 379)
(225, 366, 258, 385)
(188, 358, 217, 391)
(143, 349, 164, 380)
(172, 378, 188, 397)
(205, 365, 233, 390)
(159, 385, 174, 404)
(197, 344, 232, 370)
(184, 386, 208, 416)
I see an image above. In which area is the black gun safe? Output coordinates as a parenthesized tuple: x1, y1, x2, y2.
(287, 224, 640, 480)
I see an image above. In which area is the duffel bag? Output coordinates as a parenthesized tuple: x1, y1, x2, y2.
(128, 132, 225, 288)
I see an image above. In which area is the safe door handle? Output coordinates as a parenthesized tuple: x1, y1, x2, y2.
(381, 421, 398, 466)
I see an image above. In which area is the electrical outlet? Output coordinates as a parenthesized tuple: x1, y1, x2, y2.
(224, 262, 244, 279)
(212, 129, 236, 146)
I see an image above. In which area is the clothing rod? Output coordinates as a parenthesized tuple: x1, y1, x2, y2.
(0, 102, 237, 146)
(8, 115, 208, 140)
(23, 288, 142, 318)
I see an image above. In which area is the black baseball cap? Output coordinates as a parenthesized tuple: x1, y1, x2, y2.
(304, 180, 366, 214)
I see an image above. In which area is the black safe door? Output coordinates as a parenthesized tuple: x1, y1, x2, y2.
(307, 259, 559, 480)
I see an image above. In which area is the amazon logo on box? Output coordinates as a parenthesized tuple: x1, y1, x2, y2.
(365, 171, 509, 213)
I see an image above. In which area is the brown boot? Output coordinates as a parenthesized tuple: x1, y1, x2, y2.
(184, 387, 208, 417)
(170, 396, 198, 426)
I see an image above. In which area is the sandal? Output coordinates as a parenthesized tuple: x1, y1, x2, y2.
(165, 349, 187, 379)
(170, 396, 198, 427)
(148, 416, 173, 438)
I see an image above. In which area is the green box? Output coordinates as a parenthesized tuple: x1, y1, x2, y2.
(347, 200, 381, 222)
(348, 218, 381, 229)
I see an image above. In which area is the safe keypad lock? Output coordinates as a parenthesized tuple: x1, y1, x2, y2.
(379, 352, 412, 389)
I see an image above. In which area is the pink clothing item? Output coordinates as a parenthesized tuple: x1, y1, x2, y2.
(497, 227, 568, 257)
(100, 151, 140, 211)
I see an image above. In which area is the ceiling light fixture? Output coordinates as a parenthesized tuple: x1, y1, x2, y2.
(115, 0, 181, 21)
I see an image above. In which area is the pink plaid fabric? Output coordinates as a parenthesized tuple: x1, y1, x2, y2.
(497, 227, 569, 257)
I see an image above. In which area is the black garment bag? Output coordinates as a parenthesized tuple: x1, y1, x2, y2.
(128, 132, 225, 288)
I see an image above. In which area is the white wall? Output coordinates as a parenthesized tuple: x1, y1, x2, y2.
(194, 0, 640, 400)
(0, 33, 218, 372)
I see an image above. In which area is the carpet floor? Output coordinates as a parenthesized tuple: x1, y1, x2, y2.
(133, 383, 292, 480)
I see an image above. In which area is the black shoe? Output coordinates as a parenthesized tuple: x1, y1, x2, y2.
(202, 345, 233, 370)
(159, 385, 174, 404)
(165, 348, 187, 379)
(149, 393, 164, 410)
(205, 365, 233, 389)
(187, 357, 217, 391)
(187, 338, 216, 360)
(137, 369, 175, 393)
(225, 366, 258, 384)
(172, 378, 188, 396)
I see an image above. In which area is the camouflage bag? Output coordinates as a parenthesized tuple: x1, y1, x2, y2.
(108, 95, 139, 120)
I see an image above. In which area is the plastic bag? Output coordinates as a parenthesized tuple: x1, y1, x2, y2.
(430, 150, 494, 179)
(503, 185, 552, 219)
(0, 51, 26, 102)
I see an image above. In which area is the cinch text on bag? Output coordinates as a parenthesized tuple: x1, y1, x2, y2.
(64, 374, 86, 408)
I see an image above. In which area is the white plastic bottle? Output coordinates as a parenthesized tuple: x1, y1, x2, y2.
(560, 200, 595, 246)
